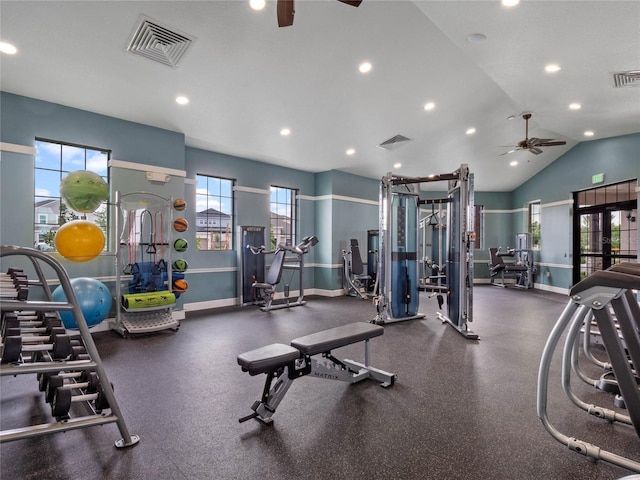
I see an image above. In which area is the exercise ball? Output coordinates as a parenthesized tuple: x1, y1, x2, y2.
(173, 198, 187, 211)
(173, 218, 188, 232)
(55, 220, 105, 262)
(60, 170, 109, 213)
(52, 277, 112, 329)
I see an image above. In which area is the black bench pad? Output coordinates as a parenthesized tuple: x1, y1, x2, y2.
(237, 343, 300, 376)
(504, 265, 528, 272)
(291, 322, 384, 356)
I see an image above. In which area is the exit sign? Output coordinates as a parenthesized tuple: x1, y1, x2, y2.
(592, 173, 605, 184)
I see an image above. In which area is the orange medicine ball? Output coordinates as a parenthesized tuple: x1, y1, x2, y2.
(173, 279, 188, 293)
(173, 217, 188, 232)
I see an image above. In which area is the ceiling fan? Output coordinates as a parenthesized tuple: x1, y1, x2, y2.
(277, 0, 362, 27)
(501, 113, 567, 155)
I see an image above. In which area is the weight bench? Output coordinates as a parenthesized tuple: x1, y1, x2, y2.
(237, 322, 396, 425)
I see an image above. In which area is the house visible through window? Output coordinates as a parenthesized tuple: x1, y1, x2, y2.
(529, 201, 541, 250)
(195, 174, 234, 251)
(34, 139, 110, 251)
(270, 186, 297, 249)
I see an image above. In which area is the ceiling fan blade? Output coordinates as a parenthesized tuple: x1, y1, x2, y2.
(538, 140, 567, 147)
(529, 147, 543, 155)
(338, 0, 363, 6)
(277, 0, 295, 27)
(499, 147, 523, 156)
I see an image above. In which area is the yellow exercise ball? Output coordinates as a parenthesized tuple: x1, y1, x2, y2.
(54, 220, 105, 262)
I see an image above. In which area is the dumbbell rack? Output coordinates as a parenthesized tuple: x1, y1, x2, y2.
(0, 245, 139, 448)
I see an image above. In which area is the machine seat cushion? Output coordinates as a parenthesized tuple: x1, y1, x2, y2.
(504, 265, 529, 272)
(291, 322, 384, 356)
(252, 282, 273, 290)
(238, 343, 300, 376)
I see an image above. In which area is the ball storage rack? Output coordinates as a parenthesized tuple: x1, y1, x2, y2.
(0, 245, 139, 448)
(112, 191, 180, 336)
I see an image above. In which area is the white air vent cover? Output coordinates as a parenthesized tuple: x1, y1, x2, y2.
(612, 70, 640, 88)
(378, 134, 411, 151)
(126, 15, 195, 68)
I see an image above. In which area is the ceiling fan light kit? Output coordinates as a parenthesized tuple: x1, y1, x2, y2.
(502, 113, 567, 156)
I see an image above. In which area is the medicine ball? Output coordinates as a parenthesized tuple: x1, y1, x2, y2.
(173, 199, 187, 211)
(172, 279, 188, 294)
(173, 218, 188, 232)
(174, 238, 188, 252)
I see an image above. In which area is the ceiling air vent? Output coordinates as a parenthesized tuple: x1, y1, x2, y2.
(611, 70, 640, 88)
(126, 15, 195, 68)
(378, 134, 411, 151)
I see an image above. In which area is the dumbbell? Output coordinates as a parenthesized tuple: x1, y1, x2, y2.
(44, 371, 100, 403)
(0, 330, 71, 364)
(0, 285, 28, 301)
(50, 378, 111, 418)
(2, 313, 62, 337)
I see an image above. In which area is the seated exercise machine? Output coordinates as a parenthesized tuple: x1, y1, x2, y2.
(342, 239, 371, 299)
(488, 247, 531, 288)
(248, 235, 318, 311)
(488, 233, 536, 289)
(237, 322, 396, 425)
(537, 262, 640, 473)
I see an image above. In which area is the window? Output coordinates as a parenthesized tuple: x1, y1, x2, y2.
(270, 186, 297, 249)
(195, 174, 234, 250)
(34, 139, 110, 250)
(528, 201, 541, 250)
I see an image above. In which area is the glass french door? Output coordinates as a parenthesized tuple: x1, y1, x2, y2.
(577, 208, 637, 282)
(573, 180, 637, 284)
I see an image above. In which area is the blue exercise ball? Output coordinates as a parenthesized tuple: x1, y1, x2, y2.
(52, 277, 112, 329)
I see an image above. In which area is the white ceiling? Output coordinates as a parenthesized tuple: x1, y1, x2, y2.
(1, 0, 639, 191)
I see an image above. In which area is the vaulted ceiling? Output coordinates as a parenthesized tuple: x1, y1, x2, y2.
(1, 1, 638, 191)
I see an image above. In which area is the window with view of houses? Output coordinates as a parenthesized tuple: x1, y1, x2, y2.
(34, 139, 110, 251)
(270, 186, 297, 249)
(195, 174, 234, 251)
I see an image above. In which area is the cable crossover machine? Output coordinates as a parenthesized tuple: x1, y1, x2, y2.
(374, 164, 478, 340)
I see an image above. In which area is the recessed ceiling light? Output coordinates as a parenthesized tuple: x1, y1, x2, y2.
(502, 0, 520, 6)
(545, 64, 562, 73)
(176, 96, 189, 105)
(466, 127, 476, 135)
(584, 130, 594, 137)
(393, 162, 402, 169)
(467, 33, 486, 44)
(424, 102, 435, 111)
(569, 103, 582, 110)
(359, 62, 372, 74)
(280, 128, 291, 136)
(249, 0, 266, 10)
(510, 160, 518, 166)
(0, 42, 17, 55)
(346, 148, 355, 156)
